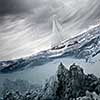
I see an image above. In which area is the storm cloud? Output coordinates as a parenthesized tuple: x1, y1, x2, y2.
(0, 0, 60, 15)
(0, 0, 100, 60)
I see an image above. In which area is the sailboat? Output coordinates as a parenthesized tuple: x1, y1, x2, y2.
(51, 16, 65, 50)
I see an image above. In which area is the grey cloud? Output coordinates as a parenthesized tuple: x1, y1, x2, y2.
(0, 0, 100, 60)
(0, 0, 46, 14)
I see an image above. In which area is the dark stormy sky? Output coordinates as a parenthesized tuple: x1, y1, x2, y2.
(0, 0, 100, 60)
(0, 0, 34, 14)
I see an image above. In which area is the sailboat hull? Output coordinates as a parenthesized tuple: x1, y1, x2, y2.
(51, 44, 65, 50)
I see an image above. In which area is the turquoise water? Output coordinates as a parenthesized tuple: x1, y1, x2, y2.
(0, 54, 100, 85)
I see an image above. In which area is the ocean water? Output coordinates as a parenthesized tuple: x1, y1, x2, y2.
(0, 53, 100, 85)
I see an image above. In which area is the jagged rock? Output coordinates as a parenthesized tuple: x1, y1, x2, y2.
(77, 91, 100, 100)
(37, 75, 58, 100)
(37, 62, 100, 100)
(2, 79, 39, 95)
(56, 62, 69, 99)
(0, 79, 40, 100)
(1, 63, 100, 100)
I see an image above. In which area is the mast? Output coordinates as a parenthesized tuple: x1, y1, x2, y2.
(51, 16, 63, 48)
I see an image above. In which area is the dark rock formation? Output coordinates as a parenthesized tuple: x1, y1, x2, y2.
(38, 63, 100, 100)
(77, 90, 100, 100)
(0, 79, 40, 100)
(1, 63, 100, 100)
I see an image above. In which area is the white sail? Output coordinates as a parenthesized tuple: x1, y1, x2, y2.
(51, 16, 64, 48)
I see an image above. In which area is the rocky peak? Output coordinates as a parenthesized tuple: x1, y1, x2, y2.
(57, 62, 69, 81)
(38, 62, 100, 100)
(69, 63, 84, 75)
(69, 63, 83, 72)
(2, 63, 100, 100)
(69, 63, 85, 82)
